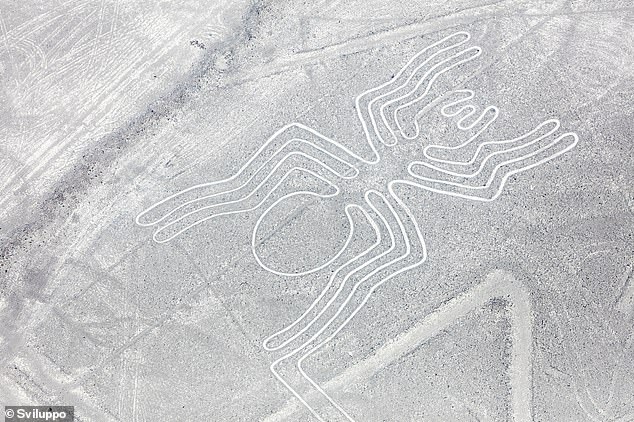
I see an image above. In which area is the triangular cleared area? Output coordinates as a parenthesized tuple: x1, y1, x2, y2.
(344, 293, 512, 421)
(269, 270, 533, 421)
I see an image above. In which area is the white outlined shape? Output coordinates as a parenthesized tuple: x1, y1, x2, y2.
(252, 192, 355, 277)
(134, 31, 579, 421)
(152, 165, 340, 243)
(137, 126, 363, 243)
(355, 31, 482, 147)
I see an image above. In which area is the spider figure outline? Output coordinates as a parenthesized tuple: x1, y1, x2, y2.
(136, 31, 578, 421)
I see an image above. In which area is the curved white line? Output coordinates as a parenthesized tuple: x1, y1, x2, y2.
(403, 131, 579, 201)
(295, 187, 426, 420)
(153, 166, 339, 243)
(137, 134, 360, 228)
(355, 31, 473, 147)
(412, 119, 562, 177)
(262, 204, 383, 349)
(389, 47, 483, 143)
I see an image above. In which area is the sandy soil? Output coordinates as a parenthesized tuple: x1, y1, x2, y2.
(1, 1, 633, 421)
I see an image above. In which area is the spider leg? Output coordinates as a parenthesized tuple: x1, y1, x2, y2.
(388, 46, 482, 143)
(136, 124, 362, 242)
(420, 89, 499, 159)
(404, 118, 579, 201)
(268, 188, 426, 421)
(356, 31, 482, 148)
(262, 203, 383, 351)
(152, 162, 341, 243)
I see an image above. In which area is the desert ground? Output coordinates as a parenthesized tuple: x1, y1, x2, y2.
(1, 0, 633, 421)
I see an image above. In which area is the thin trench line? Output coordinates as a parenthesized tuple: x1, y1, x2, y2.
(262, 204, 383, 351)
(177, 242, 262, 347)
(413, 119, 562, 177)
(252, 191, 352, 278)
(251, 182, 353, 278)
(388, 47, 483, 142)
(137, 137, 359, 228)
(356, 31, 473, 147)
(226, 1, 573, 92)
(50, 155, 359, 398)
(225, 0, 529, 89)
(354, 12, 557, 154)
(269, 190, 401, 421)
(296, 188, 427, 419)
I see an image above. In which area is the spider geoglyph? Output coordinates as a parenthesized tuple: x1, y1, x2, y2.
(136, 31, 578, 421)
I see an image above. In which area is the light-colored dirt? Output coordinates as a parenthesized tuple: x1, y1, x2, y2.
(1, 1, 633, 421)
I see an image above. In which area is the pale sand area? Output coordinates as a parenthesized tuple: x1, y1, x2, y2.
(1, 0, 633, 421)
